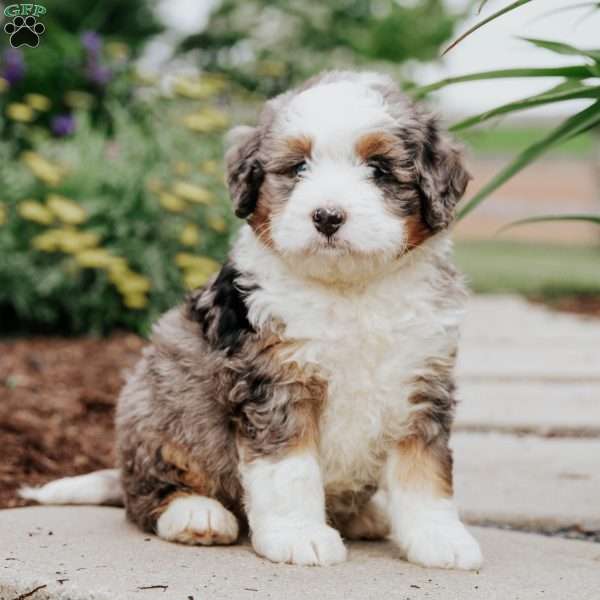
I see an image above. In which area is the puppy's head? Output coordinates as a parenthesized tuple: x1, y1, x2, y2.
(226, 71, 469, 282)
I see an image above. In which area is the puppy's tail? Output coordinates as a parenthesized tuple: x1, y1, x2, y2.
(19, 469, 124, 507)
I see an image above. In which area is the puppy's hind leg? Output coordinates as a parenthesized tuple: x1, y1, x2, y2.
(121, 440, 240, 546)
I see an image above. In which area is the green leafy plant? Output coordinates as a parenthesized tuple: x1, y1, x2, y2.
(420, 0, 600, 229)
(0, 86, 235, 335)
(0, 0, 163, 144)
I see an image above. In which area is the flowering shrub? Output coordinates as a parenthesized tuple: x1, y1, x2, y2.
(0, 79, 237, 335)
(0, 38, 131, 148)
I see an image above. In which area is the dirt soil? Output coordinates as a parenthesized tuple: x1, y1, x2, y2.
(0, 334, 144, 509)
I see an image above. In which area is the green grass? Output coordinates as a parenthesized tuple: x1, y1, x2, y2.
(454, 240, 600, 297)
(456, 126, 595, 158)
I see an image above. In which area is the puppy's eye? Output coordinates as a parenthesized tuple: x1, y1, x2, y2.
(368, 160, 392, 180)
(289, 161, 307, 178)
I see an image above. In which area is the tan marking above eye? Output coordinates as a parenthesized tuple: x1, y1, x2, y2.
(355, 132, 396, 161)
(265, 136, 313, 175)
(285, 135, 313, 159)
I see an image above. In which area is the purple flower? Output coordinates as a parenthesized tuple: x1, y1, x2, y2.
(2, 48, 25, 86)
(51, 113, 76, 137)
(85, 61, 112, 86)
(80, 31, 112, 87)
(81, 31, 102, 56)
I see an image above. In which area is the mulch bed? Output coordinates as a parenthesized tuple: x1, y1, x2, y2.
(537, 295, 600, 319)
(0, 334, 144, 509)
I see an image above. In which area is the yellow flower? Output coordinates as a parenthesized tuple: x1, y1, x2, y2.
(173, 161, 191, 176)
(183, 270, 213, 290)
(7, 102, 35, 122)
(123, 292, 148, 310)
(74, 249, 124, 269)
(21, 152, 63, 187)
(115, 272, 151, 294)
(158, 192, 187, 213)
(172, 181, 213, 204)
(257, 60, 286, 77)
(64, 90, 94, 110)
(0, 78, 9, 93)
(25, 94, 51, 111)
(0, 204, 6, 225)
(173, 76, 226, 99)
(106, 41, 129, 62)
(19, 200, 54, 225)
(65, 231, 99, 253)
(181, 107, 229, 133)
(207, 215, 227, 233)
(175, 253, 220, 289)
(32, 228, 98, 253)
(180, 223, 200, 246)
(31, 230, 60, 252)
(46, 194, 87, 224)
(200, 160, 221, 177)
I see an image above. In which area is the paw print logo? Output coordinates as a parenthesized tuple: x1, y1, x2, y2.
(4, 15, 45, 48)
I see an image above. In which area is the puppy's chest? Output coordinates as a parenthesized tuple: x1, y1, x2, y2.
(250, 281, 452, 492)
(295, 305, 418, 491)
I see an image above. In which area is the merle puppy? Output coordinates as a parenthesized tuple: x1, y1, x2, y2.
(24, 71, 482, 570)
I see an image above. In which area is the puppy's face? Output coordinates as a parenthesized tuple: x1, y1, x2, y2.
(226, 72, 470, 282)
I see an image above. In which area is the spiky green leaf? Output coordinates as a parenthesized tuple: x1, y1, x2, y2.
(522, 38, 600, 62)
(498, 214, 600, 234)
(458, 101, 600, 219)
(451, 83, 600, 131)
(415, 65, 595, 97)
(444, 0, 533, 54)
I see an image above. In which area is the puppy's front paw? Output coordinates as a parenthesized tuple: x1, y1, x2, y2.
(401, 519, 482, 570)
(156, 495, 239, 545)
(252, 522, 347, 566)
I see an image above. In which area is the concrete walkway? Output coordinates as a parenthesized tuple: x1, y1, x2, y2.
(455, 295, 600, 537)
(1, 295, 599, 599)
(2, 506, 600, 600)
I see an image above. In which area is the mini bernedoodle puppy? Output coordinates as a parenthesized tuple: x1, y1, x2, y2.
(23, 70, 483, 570)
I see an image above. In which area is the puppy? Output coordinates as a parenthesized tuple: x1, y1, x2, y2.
(22, 71, 482, 570)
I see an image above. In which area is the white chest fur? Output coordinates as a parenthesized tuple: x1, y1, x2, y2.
(234, 228, 464, 494)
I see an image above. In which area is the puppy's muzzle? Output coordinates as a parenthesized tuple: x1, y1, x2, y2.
(312, 207, 346, 237)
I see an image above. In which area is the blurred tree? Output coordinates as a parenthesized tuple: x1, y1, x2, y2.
(180, 0, 465, 96)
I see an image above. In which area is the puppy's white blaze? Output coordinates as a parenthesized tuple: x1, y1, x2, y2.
(240, 450, 347, 566)
(19, 469, 122, 505)
(271, 160, 405, 257)
(281, 80, 395, 146)
(384, 456, 483, 571)
(156, 495, 238, 545)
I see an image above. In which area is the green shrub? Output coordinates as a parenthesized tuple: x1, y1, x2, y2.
(0, 86, 237, 336)
(1, 0, 163, 143)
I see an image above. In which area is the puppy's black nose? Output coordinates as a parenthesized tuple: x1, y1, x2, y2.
(312, 208, 346, 237)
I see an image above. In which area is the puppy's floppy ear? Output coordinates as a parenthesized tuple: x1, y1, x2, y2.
(225, 125, 264, 219)
(415, 121, 471, 232)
